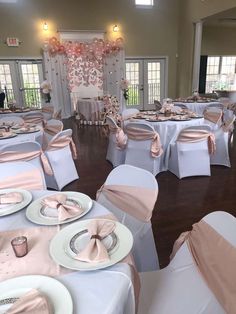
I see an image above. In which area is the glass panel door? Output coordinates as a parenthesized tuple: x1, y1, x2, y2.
(125, 58, 166, 110)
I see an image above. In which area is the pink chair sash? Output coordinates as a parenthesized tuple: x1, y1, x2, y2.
(42, 105, 54, 114)
(109, 126, 127, 150)
(222, 116, 235, 133)
(52, 110, 62, 120)
(46, 135, 77, 159)
(0, 168, 44, 190)
(204, 110, 223, 124)
(44, 122, 63, 136)
(22, 114, 45, 125)
(97, 184, 158, 222)
(0, 150, 53, 175)
(170, 220, 236, 314)
(177, 128, 216, 154)
(125, 125, 163, 158)
(6, 289, 53, 314)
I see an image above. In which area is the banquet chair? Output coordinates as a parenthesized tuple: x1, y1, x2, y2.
(0, 116, 24, 125)
(43, 119, 64, 143)
(125, 122, 162, 176)
(122, 108, 140, 120)
(96, 164, 159, 271)
(169, 125, 213, 179)
(52, 109, 62, 120)
(205, 103, 224, 110)
(41, 104, 54, 120)
(0, 141, 50, 187)
(44, 129, 79, 190)
(154, 100, 162, 111)
(0, 161, 46, 190)
(210, 115, 235, 168)
(138, 211, 235, 314)
(22, 112, 45, 126)
(203, 107, 223, 131)
(105, 116, 127, 167)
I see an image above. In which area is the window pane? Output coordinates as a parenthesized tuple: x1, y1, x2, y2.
(135, 0, 153, 5)
(147, 62, 160, 103)
(125, 62, 140, 106)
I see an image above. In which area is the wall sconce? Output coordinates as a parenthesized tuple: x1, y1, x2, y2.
(113, 24, 119, 32)
(43, 22, 48, 31)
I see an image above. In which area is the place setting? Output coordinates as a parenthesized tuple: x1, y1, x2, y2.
(14, 125, 41, 134)
(0, 189, 32, 216)
(0, 130, 17, 140)
(26, 191, 93, 225)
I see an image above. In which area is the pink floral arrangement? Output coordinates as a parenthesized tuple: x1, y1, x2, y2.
(120, 79, 129, 100)
(40, 80, 52, 103)
(103, 95, 121, 125)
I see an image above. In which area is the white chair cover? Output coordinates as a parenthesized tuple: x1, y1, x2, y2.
(125, 122, 162, 176)
(203, 107, 223, 131)
(169, 125, 212, 179)
(105, 116, 126, 167)
(44, 129, 79, 190)
(122, 108, 140, 121)
(138, 211, 235, 314)
(41, 104, 54, 120)
(97, 164, 160, 272)
(0, 141, 48, 187)
(0, 161, 46, 190)
(43, 119, 64, 143)
(22, 112, 45, 126)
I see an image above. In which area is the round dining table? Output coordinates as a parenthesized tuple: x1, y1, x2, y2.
(0, 128, 44, 147)
(76, 99, 104, 124)
(173, 101, 220, 115)
(130, 117, 205, 171)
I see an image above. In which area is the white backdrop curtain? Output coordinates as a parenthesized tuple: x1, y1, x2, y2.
(43, 50, 72, 119)
(103, 50, 125, 112)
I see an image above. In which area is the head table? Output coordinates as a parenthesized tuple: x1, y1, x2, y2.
(128, 117, 205, 172)
(0, 190, 136, 314)
(76, 99, 104, 124)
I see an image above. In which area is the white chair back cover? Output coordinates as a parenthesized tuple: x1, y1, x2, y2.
(22, 112, 45, 126)
(45, 129, 79, 190)
(138, 211, 235, 314)
(41, 104, 54, 120)
(97, 164, 159, 271)
(43, 119, 64, 142)
(122, 108, 139, 120)
(0, 161, 46, 190)
(0, 141, 48, 187)
(0, 116, 24, 125)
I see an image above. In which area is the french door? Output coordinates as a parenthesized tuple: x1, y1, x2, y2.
(125, 58, 166, 110)
(0, 60, 43, 108)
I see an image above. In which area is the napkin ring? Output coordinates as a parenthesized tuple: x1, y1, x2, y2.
(91, 235, 102, 241)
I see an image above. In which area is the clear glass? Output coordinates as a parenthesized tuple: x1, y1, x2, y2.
(11, 236, 28, 257)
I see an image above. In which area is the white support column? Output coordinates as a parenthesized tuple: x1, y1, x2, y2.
(192, 21, 203, 93)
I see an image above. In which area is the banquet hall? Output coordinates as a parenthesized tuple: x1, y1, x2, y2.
(0, 0, 236, 313)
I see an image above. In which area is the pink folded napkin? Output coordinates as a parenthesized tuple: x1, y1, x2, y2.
(0, 192, 23, 205)
(41, 194, 84, 221)
(6, 289, 53, 314)
(76, 220, 115, 263)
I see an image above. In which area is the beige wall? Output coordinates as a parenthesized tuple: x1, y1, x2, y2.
(177, 0, 236, 97)
(202, 25, 236, 56)
(0, 0, 180, 98)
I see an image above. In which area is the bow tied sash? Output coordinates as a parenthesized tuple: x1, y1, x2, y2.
(0, 192, 23, 205)
(96, 184, 158, 222)
(42, 105, 54, 114)
(0, 150, 53, 175)
(125, 125, 163, 158)
(41, 194, 83, 221)
(22, 114, 46, 126)
(170, 220, 236, 314)
(43, 122, 63, 136)
(109, 126, 127, 150)
(46, 135, 77, 159)
(6, 289, 53, 314)
(204, 110, 223, 125)
(177, 128, 216, 154)
(76, 220, 115, 263)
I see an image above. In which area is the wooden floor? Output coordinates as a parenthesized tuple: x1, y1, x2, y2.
(63, 118, 236, 268)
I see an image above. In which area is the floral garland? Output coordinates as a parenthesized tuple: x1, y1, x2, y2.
(47, 37, 124, 91)
(103, 95, 121, 125)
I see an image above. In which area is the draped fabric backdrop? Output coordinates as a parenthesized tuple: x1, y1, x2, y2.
(43, 49, 72, 119)
(103, 50, 125, 113)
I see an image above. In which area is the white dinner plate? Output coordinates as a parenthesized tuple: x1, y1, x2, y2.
(0, 189, 32, 217)
(0, 275, 73, 314)
(50, 218, 133, 271)
(26, 191, 93, 225)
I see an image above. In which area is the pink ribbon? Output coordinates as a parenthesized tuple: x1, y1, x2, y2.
(109, 126, 127, 150)
(125, 125, 163, 157)
(0, 150, 53, 175)
(204, 110, 223, 124)
(42, 105, 54, 114)
(41, 194, 84, 221)
(46, 135, 77, 159)
(52, 110, 62, 120)
(76, 220, 115, 263)
(22, 114, 46, 125)
(43, 122, 63, 136)
(177, 128, 216, 154)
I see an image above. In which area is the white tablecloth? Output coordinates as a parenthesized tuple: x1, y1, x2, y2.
(174, 102, 220, 115)
(130, 118, 204, 171)
(0, 129, 44, 147)
(76, 99, 104, 122)
(0, 190, 135, 314)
